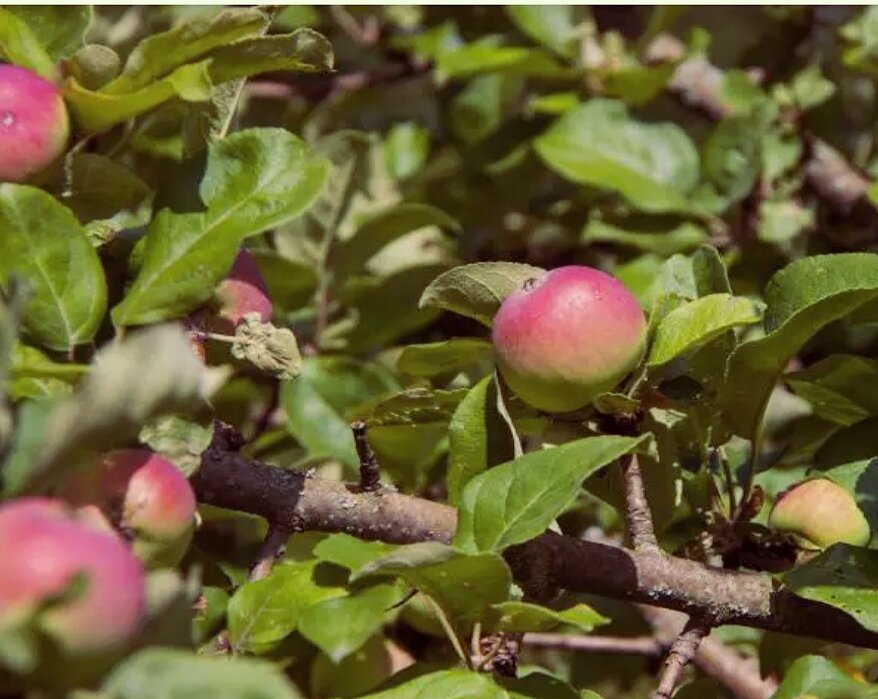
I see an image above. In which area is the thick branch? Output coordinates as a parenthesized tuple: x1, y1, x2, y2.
(652, 618, 710, 699)
(191, 442, 878, 650)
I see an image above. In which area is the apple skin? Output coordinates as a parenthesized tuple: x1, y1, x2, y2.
(491, 266, 647, 412)
(0, 497, 146, 655)
(769, 478, 871, 549)
(62, 449, 197, 568)
(213, 249, 273, 333)
(0, 64, 69, 183)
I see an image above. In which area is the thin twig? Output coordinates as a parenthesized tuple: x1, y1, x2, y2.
(351, 420, 381, 492)
(525, 632, 663, 656)
(652, 618, 711, 699)
(249, 524, 292, 581)
(329, 5, 380, 46)
(622, 454, 659, 551)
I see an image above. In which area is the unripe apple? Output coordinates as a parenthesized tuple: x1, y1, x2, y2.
(769, 479, 870, 549)
(0, 64, 69, 183)
(491, 266, 647, 412)
(0, 497, 146, 655)
(213, 249, 273, 333)
(62, 449, 197, 568)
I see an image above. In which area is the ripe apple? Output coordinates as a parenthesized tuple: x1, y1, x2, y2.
(62, 449, 197, 568)
(769, 478, 870, 549)
(0, 497, 146, 655)
(492, 266, 647, 412)
(0, 64, 69, 182)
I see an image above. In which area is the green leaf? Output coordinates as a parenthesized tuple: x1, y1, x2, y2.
(352, 387, 468, 428)
(535, 99, 699, 214)
(438, 42, 572, 80)
(723, 254, 878, 438)
(2, 325, 214, 495)
(771, 655, 872, 699)
(506, 6, 578, 57)
(0, 184, 107, 352)
(702, 115, 763, 206)
(139, 413, 214, 477)
(360, 669, 506, 699)
(313, 533, 397, 576)
(353, 542, 511, 621)
(783, 545, 878, 634)
(250, 250, 317, 313)
(787, 354, 878, 426)
(227, 560, 345, 654)
(484, 601, 607, 633)
(281, 356, 398, 468)
(788, 64, 836, 111)
(447, 375, 517, 505)
(419, 262, 545, 327)
(112, 128, 328, 326)
(102, 7, 268, 94)
(0, 7, 56, 79)
(454, 435, 648, 553)
(7, 344, 88, 400)
(504, 673, 588, 699)
(815, 418, 878, 471)
(64, 61, 214, 134)
(336, 203, 459, 278)
(204, 29, 333, 84)
(298, 582, 401, 662)
(647, 294, 762, 367)
(102, 648, 303, 699)
(582, 219, 707, 256)
(397, 338, 492, 377)
(385, 122, 430, 180)
(4, 6, 91, 62)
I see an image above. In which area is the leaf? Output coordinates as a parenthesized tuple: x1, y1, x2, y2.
(447, 375, 517, 505)
(227, 560, 346, 654)
(702, 115, 764, 206)
(454, 435, 648, 553)
(336, 203, 459, 278)
(313, 533, 397, 576)
(787, 354, 878, 426)
(535, 99, 699, 214)
(281, 356, 398, 468)
(4, 6, 91, 62)
(385, 122, 430, 180)
(8, 345, 88, 400)
(112, 128, 328, 326)
(250, 251, 317, 313)
(397, 338, 492, 377)
(139, 414, 214, 477)
(0, 184, 107, 352)
(771, 655, 872, 699)
(0, 7, 56, 79)
(2, 325, 214, 495)
(360, 669, 506, 699)
(230, 315, 302, 380)
(298, 582, 401, 662)
(437, 42, 572, 80)
(102, 7, 268, 94)
(204, 29, 333, 84)
(783, 545, 878, 634)
(504, 673, 588, 699)
(352, 387, 468, 428)
(353, 542, 511, 621)
(505, 6, 578, 57)
(419, 262, 545, 327)
(101, 648, 303, 699)
(582, 219, 707, 256)
(723, 254, 878, 438)
(484, 601, 608, 633)
(647, 294, 763, 367)
(64, 61, 215, 134)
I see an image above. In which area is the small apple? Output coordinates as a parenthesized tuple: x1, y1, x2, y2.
(212, 249, 273, 334)
(62, 449, 197, 568)
(0, 64, 69, 183)
(0, 497, 146, 655)
(492, 266, 647, 412)
(769, 478, 870, 549)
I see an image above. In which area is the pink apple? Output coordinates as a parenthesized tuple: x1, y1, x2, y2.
(492, 266, 647, 412)
(0, 497, 146, 655)
(769, 479, 870, 549)
(0, 65, 69, 182)
(213, 249, 273, 333)
(62, 449, 197, 568)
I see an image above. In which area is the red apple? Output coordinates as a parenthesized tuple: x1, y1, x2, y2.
(0, 65, 69, 182)
(491, 266, 647, 412)
(769, 478, 870, 549)
(213, 249, 273, 333)
(62, 449, 197, 568)
(0, 497, 146, 655)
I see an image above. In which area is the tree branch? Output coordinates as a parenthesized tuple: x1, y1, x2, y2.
(621, 454, 659, 551)
(351, 420, 381, 492)
(652, 618, 711, 699)
(190, 433, 878, 650)
(249, 524, 292, 581)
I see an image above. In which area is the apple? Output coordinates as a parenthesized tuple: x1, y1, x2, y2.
(212, 249, 273, 334)
(0, 497, 146, 655)
(0, 64, 69, 183)
(62, 449, 197, 568)
(769, 478, 870, 549)
(492, 266, 647, 412)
